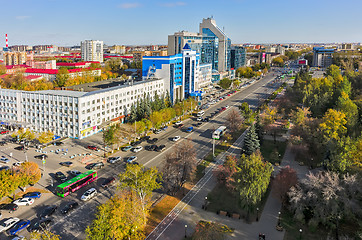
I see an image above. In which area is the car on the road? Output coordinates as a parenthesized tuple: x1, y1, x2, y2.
(14, 146, 24, 151)
(225, 105, 229, 109)
(0, 130, 9, 134)
(221, 107, 227, 111)
(8, 220, 30, 236)
(69, 170, 81, 176)
(0, 218, 20, 233)
(196, 117, 203, 121)
(40, 205, 57, 219)
(175, 121, 182, 126)
(86, 162, 104, 170)
(60, 161, 73, 167)
(101, 177, 116, 188)
(12, 161, 24, 167)
(145, 145, 157, 151)
(122, 145, 132, 151)
(195, 122, 202, 127)
(54, 172, 67, 182)
(0, 156, 9, 164)
(203, 117, 209, 122)
(34, 154, 48, 159)
(140, 136, 150, 142)
(155, 145, 166, 152)
(0, 141, 6, 146)
(13, 198, 34, 206)
(130, 140, 142, 146)
(22, 192, 41, 199)
(107, 156, 121, 164)
(186, 127, 194, 133)
(197, 110, 205, 117)
(60, 202, 79, 215)
(28, 218, 52, 232)
(153, 129, 162, 134)
(171, 136, 181, 142)
(176, 123, 184, 128)
(125, 156, 137, 164)
(87, 146, 98, 151)
(54, 141, 63, 146)
(0, 166, 10, 171)
(147, 138, 158, 144)
(11, 236, 24, 240)
(0, 204, 18, 212)
(81, 188, 97, 201)
(132, 146, 143, 153)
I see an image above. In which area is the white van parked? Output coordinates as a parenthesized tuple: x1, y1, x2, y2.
(197, 111, 205, 117)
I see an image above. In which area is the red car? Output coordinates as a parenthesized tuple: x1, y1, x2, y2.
(0, 130, 9, 134)
(221, 107, 227, 111)
(87, 146, 98, 151)
(227, 94, 231, 96)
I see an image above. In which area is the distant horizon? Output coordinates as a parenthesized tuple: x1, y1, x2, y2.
(1, 0, 361, 47)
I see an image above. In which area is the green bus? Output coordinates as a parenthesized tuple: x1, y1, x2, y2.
(55, 170, 97, 197)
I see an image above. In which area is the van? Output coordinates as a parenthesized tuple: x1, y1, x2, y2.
(197, 111, 205, 117)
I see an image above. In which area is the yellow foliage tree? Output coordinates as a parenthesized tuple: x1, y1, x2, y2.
(319, 109, 347, 141)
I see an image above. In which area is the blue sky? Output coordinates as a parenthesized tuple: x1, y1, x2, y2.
(1, 0, 361, 46)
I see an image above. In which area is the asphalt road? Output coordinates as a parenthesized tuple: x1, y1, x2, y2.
(0, 70, 286, 240)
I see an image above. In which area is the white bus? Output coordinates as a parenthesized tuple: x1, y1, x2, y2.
(212, 126, 227, 140)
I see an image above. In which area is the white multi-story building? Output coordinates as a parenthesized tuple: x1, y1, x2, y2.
(81, 40, 104, 63)
(0, 79, 165, 139)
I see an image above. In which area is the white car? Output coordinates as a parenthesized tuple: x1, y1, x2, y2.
(0, 218, 20, 232)
(126, 156, 137, 163)
(132, 146, 143, 153)
(0, 157, 9, 164)
(175, 121, 182, 126)
(225, 105, 229, 109)
(13, 198, 34, 206)
(197, 117, 203, 121)
(172, 136, 181, 142)
(70, 169, 82, 176)
(12, 162, 24, 167)
(81, 188, 97, 201)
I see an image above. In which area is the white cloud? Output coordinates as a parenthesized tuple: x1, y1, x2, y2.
(160, 1, 186, 7)
(118, 2, 142, 9)
(16, 16, 31, 20)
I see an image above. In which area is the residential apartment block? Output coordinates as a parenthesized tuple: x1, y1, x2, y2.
(81, 40, 104, 63)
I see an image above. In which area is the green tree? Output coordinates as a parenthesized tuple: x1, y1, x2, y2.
(243, 124, 260, 155)
(335, 91, 358, 133)
(55, 68, 69, 87)
(128, 103, 137, 123)
(239, 102, 253, 124)
(119, 164, 162, 222)
(218, 78, 232, 89)
(233, 152, 273, 213)
(272, 56, 284, 67)
(319, 109, 347, 142)
(103, 125, 117, 149)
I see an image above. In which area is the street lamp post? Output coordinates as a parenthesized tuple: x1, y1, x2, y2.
(204, 196, 208, 210)
(184, 224, 187, 238)
(299, 228, 302, 240)
(256, 207, 259, 221)
(277, 211, 281, 226)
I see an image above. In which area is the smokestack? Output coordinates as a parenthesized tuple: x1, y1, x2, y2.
(5, 34, 8, 48)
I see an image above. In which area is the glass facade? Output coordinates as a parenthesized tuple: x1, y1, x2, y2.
(231, 46, 246, 70)
(184, 57, 190, 98)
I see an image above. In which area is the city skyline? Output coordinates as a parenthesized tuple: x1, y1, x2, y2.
(1, 0, 362, 46)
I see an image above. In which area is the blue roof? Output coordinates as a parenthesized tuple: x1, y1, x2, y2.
(183, 43, 191, 50)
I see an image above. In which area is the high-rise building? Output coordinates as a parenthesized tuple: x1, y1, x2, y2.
(168, 18, 232, 73)
(230, 46, 246, 70)
(81, 40, 104, 63)
(4, 52, 27, 65)
(312, 47, 335, 68)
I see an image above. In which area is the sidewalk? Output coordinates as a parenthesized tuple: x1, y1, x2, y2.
(156, 142, 312, 240)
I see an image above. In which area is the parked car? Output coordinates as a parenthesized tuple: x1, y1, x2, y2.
(69, 170, 81, 176)
(132, 146, 143, 153)
(13, 198, 34, 206)
(39, 206, 57, 219)
(8, 220, 30, 236)
(107, 156, 121, 164)
(153, 129, 162, 134)
(176, 123, 184, 128)
(54, 172, 67, 182)
(175, 121, 182, 126)
(81, 188, 97, 201)
(195, 122, 202, 127)
(130, 141, 142, 146)
(87, 146, 98, 151)
(60, 202, 79, 215)
(140, 136, 150, 142)
(0, 204, 18, 212)
(60, 161, 73, 167)
(101, 177, 116, 188)
(86, 162, 104, 170)
(145, 145, 157, 151)
(14, 146, 24, 151)
(0, 218, 20, 233)
(34, 154, 48, 159)
(0, 157, 9, 164)
(196, 117, 203, 121)
(54, 141, 63, 146)
(186, 127, 194, 133)
(0, 130, 9, 135)
(0, 141, 6, 146)
(122, 146, 132, 151)
(12, 161, 24, 167)
(155, 145, 166, 152)
(125, 156, 137, 164)
(0, 166, 10, 171)
(28, 218, 52, 232)
(22, 192, 41, 199)
(171, 136, 181, 142)
(147, 138, 158, 144)
(203, 117, 210, 122)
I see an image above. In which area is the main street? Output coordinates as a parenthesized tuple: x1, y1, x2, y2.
(0, 70, 285, 240)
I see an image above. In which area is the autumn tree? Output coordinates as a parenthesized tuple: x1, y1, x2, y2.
(17, 161, 41, 188)
(225, 108, 243, 133)
(243, 124, 260, 155)
(272, 56, 284, 67)
(218, 78, 232, 89)
(0, 170, 20, 199)
(55, 68, 69, 87)
(233, 152, 273, 215)
(319, 109, 347, 142)
(239, 102, 253, 124)
(162, 139, 197, 195)
(119, 164, 162, 223)
(273, 166, 298, 204)
(288, 171, 361, 233)
(37, 131, 54, 144)
(86, 191, 145, 240)
(30, 229, 61, 240)
(216, 155, 238, 189)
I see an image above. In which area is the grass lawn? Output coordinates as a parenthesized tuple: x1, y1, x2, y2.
(260, 139, 287, 165)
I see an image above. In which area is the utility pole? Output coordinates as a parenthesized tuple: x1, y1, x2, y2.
(134, 121, 136, 142)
